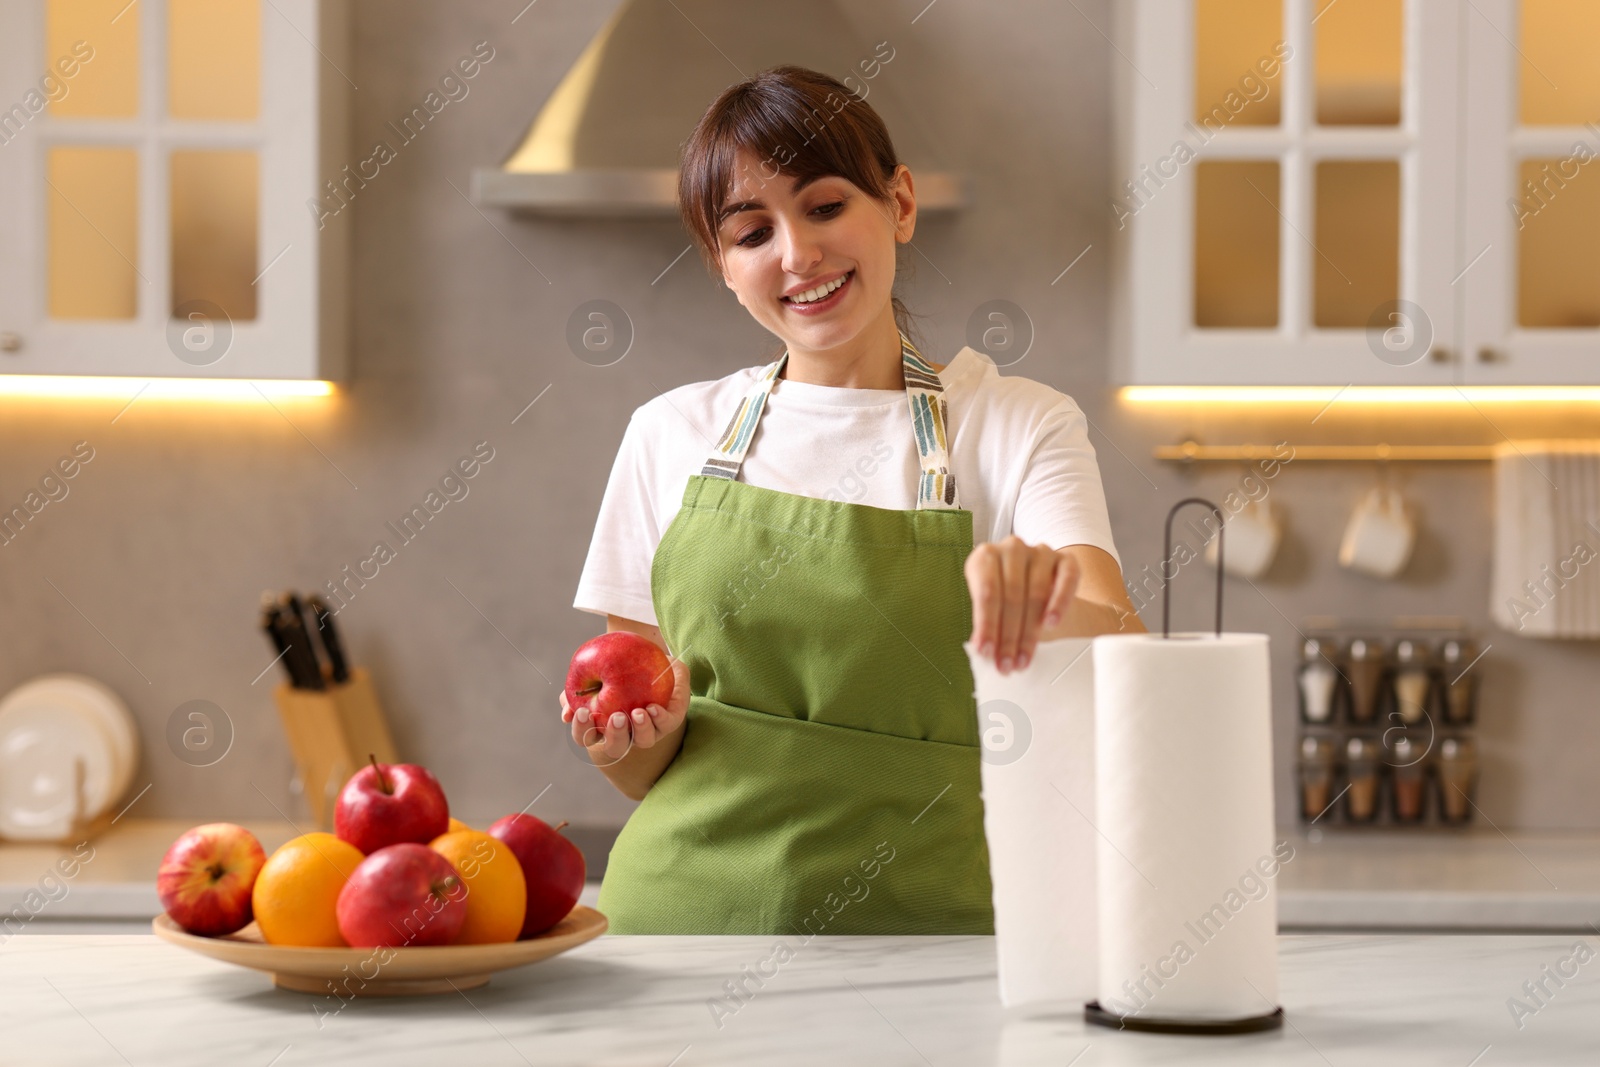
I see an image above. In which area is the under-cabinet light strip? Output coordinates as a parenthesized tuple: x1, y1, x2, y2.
(0, 376, 335, 400)
(1120, 386, 1600, 404)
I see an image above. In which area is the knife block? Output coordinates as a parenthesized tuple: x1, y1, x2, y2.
(272, 667, 399, 830)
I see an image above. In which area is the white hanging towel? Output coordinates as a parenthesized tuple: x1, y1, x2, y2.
(1490, 440, 1600, 638)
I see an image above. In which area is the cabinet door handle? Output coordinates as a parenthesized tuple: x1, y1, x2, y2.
(1476, 346, 1506, 363)
(1428, 346, 1455, 363)
(0, 332, 21, 353)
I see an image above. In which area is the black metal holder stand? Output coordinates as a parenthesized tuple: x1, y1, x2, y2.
(1162, 496, 1224, 638)
(1084, 1000, 1285, 1035)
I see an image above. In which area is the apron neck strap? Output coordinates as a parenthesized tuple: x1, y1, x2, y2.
(698, 328, 960, 510)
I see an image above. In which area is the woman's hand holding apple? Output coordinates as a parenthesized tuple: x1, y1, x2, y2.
(561, 657, 690, 763)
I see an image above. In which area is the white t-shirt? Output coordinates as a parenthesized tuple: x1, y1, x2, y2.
(573, 345, 1121, 627)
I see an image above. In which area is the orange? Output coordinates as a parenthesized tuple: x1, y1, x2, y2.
(252, 832, 364, 947)
(428, 829, 526, 944)
(447, 817, 472, 834)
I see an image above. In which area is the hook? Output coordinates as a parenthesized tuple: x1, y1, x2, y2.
(1163, 497, 1225, 639)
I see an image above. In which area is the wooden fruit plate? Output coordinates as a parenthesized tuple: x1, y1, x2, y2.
(152, 905, 607, 996)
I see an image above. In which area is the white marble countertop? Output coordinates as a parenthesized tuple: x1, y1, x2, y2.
(8, 820, 1600, 932)
(2, 931, 1596, 1065)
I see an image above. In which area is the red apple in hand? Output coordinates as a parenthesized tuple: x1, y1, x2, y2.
(334, 755, 450, 854)
(565, 632, 675, 733)
(488, 813, 586, 937)
(157, 823, 267, 936)
(336, 842, 467, 948)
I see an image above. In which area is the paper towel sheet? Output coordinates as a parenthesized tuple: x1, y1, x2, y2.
(966, 637, 1098, 1008)
(1092, 632, 1280, 1022)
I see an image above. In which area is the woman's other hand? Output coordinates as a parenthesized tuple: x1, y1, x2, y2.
(964, 541, 1146, 673)
(965, 536, 1082, 675)
(560, 657, 692, 763)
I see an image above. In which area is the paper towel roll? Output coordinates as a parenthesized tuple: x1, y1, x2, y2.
(966, 637, 1098, 1008)
(1091, 632, 1280, 1023)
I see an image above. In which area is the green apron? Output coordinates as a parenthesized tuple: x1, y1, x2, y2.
(595, 329, 995, 935)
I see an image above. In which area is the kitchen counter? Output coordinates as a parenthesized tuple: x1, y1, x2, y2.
(2, 931, 1596, 1064)
(9, 820, 1600, 933)
(0, 820, 301, 922)
(1277, 828, 1600, 930)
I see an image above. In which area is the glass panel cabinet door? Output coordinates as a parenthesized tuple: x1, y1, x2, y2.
(1462, 0, 1600, 382)
(0, 0, 347, 381)
(1314, 0, 1403, 126)
(1117, 0, 1462, 384)
(47, 145, 141, 320)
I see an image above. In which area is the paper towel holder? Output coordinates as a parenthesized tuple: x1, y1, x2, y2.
(1086, 496, 1287, 1036)
(1162, 497, 1224, 639)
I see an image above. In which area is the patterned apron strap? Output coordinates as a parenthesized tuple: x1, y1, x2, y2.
(900, 331, 960, 510)
(699, 329, 961, 511)
(699, 355, 785, 481)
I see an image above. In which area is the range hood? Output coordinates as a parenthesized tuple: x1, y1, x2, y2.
(471, 0, 966, 216)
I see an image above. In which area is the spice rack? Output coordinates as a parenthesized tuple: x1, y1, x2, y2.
(1292, 618, 1482, 828)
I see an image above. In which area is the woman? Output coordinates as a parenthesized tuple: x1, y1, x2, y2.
(567, 66, 1143, 935)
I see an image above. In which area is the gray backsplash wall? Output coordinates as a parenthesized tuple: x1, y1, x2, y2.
(1, 1, 1596, 832)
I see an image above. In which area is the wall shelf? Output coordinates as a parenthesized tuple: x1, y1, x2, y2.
(1156, 441, 1499, 462)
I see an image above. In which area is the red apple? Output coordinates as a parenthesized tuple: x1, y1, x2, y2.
(335, 842, 467, 948)
(157, 823, 266, 937)
(487, 813, 586, 937)
(565, 632, 674, 733)
(334, 755, 450, 854)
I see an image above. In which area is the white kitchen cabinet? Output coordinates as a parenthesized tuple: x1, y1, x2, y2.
(1460, 0, 1600, 384)
(1113, 0, 1600, 386)
(0, 0, 350, 381)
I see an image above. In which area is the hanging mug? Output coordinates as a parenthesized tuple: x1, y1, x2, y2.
(1338, 486, 1415, 578)
(1205, 497, 1281, 579)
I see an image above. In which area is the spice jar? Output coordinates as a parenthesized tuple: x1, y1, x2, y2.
(1392, 639, 1432, 726)
(1298, 637, 1343, 724)
(1346, 637, 1386, 724)
(1343, 736, 1380, 823)
(1388, 735, 1427, 823)
(1437, 736, 1479, 824)
(1438, 638, 1480, 725)
(1297, 734, 1338, 822)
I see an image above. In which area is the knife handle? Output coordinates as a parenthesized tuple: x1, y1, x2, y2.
(261, 605, 306, 688)
(307, 595, 351, 684)
(276, 595, 326, 691)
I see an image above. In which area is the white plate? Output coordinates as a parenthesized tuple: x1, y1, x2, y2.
(45, 675, 137, 802)
(10, 674, 138, 797)
(0, 674, 138, 839)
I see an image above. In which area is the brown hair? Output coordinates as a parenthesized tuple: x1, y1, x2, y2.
(677, 64, 922, 351)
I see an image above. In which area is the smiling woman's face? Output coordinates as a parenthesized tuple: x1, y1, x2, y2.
(715, 148, 915, 357)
